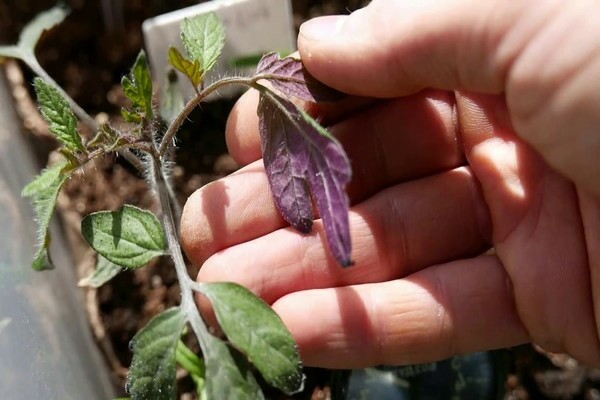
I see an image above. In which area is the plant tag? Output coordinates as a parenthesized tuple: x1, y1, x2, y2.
(143, 0, 295, 100)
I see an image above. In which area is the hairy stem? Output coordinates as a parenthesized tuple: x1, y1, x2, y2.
(158, 76, 254, 155)
(158, 73, 294, 156)
(151, 154, 212, 347)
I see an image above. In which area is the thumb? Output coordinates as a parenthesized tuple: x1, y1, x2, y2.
(298, 0, 529, 97)
(298, 0, 600, 195)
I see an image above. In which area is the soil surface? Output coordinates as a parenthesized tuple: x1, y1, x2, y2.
(2, 1, 600, 399)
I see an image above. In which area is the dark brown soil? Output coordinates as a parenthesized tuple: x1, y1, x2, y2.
(3, 1, 600, 399)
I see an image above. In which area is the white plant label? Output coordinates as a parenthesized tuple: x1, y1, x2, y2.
(143, 0, 296, 100)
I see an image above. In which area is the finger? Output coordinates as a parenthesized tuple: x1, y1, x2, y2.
(579, 190, 600, 362)
(197, 167, 491, 304)
(457, 92, 600, 367)
(224, 90, 261, 165)
(225, 89, 375, 166)
(271, 255, 528, 368)
(297, 0, 533, 96)
(298, 0, 600, 194)
(182, 91, 463, 265)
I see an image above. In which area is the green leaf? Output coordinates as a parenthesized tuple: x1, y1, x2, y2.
(22, 161, 71, 270)
(33, 77, 84, 153)
(198, 282, 303, 395)
(160, 69, 185, 123)
(18, 5, 69, 52)
(168, 47, 203, 87)
(202, 334, 264, 400)
(122, 51, 154, 121)
(78, 255, 122, 288)
(176, 339, 207, 398)
(126, 307, 186, 400)
(121, 108, 142, 124)
(180, 12, 225, 75)
(81, 205, 166, 269)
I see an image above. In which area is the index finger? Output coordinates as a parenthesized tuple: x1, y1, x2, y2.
(225, 89, 374, 166)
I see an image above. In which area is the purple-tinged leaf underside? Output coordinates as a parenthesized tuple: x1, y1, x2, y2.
(256, 53, 344, 103)
(258, 93, 352, 266)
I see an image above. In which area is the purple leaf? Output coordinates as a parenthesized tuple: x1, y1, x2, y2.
(256, 52, 344, 103)
(258, 93, 352, 266)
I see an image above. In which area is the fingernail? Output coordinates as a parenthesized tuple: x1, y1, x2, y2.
(300, 15, 346, 41)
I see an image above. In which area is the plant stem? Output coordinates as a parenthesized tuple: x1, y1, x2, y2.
(157, 73, 296, 157)
(158, 76, 255, 156)
(151, 154, 212, 346)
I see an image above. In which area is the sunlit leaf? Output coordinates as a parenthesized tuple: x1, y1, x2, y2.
(256, 53, 344, 103)
(126, 307, 186, 400)
(121, 108, 142, 124)
(22, 161, 71, 270)
(258, 93, 352, 266)
(198, 282, 304, 394)
(202, 333, 264, 400)
(121, 51, 154, 121)
(168, 47, 203, 87)
(180, 12, 225, 75)
(81, 205, 166, 269)
(78, 255, 122, 288)
(34, 77, 84, 153)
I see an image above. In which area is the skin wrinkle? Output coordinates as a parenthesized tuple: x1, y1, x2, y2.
(505, 0, 583, 133)
(503, 269, 524, 341)
(382, 185, 410, 274)
(534, 55, 600, 190)
(557, 184, 598, 358)
(517, 30, 600, 151)
(298, 232, 320, 290)
(501, 178, 556, 349)
(468, 172, 492, 245)
(369, 114, 392, 186)
(509, 174, 597, 359)
(367, 286, 386, 365)
(430, 267, 457, 358)
(492, 1, 556, 93)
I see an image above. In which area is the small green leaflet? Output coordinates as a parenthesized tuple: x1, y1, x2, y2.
(160, 69, 185, 123)
(34, 77, 84, 154)
(202, 333, 264, 400)
(0, 5, 69, 60)
(168, 47, 203, 88)
(180, 12, 225, 76)
(126, 307, 186, 400)
(176, 340, 205, 379)
(22, 161, 71, 270)
(81, 205, 166, 269)
(78, 255, 122, 288)
(121, 51, 154, 122)
(176, 340, 206, 398)
(197, 282, 304, 395)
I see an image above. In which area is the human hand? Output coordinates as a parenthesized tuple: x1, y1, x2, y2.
(181, 0, 600, 369)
